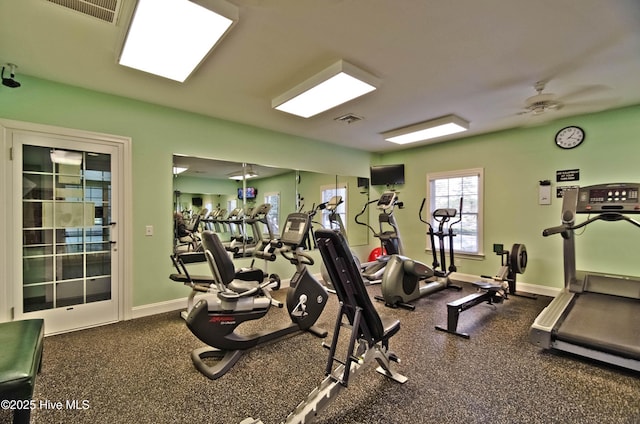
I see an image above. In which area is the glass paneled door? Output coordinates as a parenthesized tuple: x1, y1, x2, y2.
(13, 131, 121, 334)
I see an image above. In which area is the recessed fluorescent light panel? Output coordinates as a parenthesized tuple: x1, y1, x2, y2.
(383, 114, 469, 145)
(119, 0, 238, 82)
(272, 60, 379, 118)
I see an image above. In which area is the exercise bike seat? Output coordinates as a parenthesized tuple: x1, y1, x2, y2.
(170, 248, 264, 289)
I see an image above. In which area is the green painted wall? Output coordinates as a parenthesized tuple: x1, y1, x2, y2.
(1, 75, 639, 311)
(0, 76, 372, 308)
(377, 105, 640, 288)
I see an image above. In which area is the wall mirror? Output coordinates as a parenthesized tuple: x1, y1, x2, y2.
(171, 155, 369, 253)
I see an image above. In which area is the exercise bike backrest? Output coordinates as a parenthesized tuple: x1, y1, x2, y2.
(200, 230, 268, 300)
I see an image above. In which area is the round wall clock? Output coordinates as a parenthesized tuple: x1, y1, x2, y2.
(555, 126, 585, 149)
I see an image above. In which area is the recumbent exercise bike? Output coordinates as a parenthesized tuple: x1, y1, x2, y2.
(185, 212, 328, 379)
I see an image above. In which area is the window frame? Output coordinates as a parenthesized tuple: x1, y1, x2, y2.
(425, 167, 484, 257)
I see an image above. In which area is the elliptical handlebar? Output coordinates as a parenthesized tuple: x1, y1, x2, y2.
(418, 198, 432, 228)
(355, 198, 379, 235)
(450, 197, 463, 230)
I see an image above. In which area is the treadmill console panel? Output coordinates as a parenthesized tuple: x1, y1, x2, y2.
(576, 183, 640, 213)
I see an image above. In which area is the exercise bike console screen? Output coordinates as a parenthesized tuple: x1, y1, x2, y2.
(280, 213, 311, 246)
(576, 183, 640, 213)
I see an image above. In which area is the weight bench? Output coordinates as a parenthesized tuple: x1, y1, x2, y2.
(241, 229, 406, 424)
(0, 319, 45, 424)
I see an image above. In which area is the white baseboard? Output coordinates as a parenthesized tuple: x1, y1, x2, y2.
(131, 298, 186, 319)
(451, 272, 561, 298)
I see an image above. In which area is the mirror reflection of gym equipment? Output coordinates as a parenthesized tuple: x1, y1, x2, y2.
(529, 183, 640, 372)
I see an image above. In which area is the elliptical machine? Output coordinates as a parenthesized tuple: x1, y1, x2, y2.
(376, 198, 462, 310)
(185, 212, 329, 379)
(356, 191, 404, 284)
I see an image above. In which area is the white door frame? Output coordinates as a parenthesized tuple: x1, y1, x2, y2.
(0, 119, 133, 327)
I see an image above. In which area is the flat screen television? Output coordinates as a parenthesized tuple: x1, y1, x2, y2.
(192, 197, 203, 207)
(370, 164, 405, 186)
(237, 187, 258, 200)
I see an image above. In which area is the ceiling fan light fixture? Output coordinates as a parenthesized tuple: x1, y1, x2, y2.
(118, 0, 238, 82)
(272, 60, 379, 118)
(383, 114, 469, 145)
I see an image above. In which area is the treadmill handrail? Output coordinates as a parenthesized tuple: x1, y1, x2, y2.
(543, 213, 640, 237)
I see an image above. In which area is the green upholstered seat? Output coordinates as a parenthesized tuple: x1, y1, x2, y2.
(0, 319, 44, 424)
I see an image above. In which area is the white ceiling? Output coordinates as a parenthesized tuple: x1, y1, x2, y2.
(1, 0, 640, 153)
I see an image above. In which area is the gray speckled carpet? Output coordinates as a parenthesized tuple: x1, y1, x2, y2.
(3, 283, 639, 424)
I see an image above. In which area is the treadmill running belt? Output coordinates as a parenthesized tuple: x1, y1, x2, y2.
(556, 292, 640, 359)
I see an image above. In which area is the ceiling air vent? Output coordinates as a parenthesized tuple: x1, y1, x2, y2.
(334, 113, 364, 124)
(46, 0, 121, 24)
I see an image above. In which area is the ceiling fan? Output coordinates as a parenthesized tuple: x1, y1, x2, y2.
(519, 80, 563, 115)
(518, 80, 614, 117)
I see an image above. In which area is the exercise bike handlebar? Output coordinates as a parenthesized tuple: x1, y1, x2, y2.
(280, 247, 315, 266)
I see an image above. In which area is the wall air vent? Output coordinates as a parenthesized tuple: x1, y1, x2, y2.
(46, 0, 121, 24)
(334, 113, 364, 124)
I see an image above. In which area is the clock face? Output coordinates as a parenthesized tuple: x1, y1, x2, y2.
(555, 126, 585, 149)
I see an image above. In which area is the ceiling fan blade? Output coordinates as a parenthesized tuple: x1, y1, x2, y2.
(557, 85, 612, 102)
(564, 97, 620, 112)
(538, 33, 624, 82)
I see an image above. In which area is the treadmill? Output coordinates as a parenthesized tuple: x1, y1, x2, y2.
(529, 183, 640, 372)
